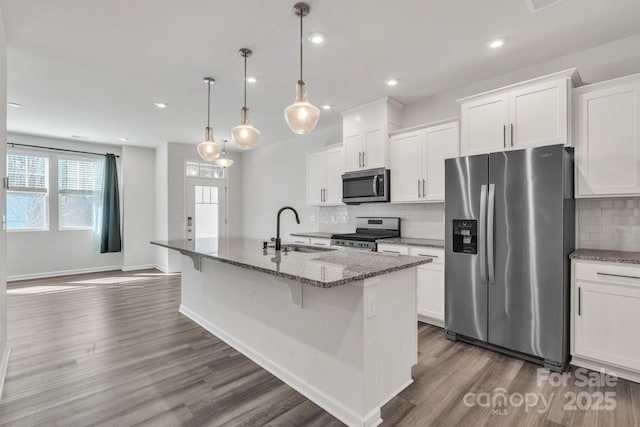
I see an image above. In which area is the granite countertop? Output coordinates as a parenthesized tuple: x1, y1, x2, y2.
(570, 249, 640, 265)
(290, 231, 335, 239)
(376, 237, 445, 249)
(151, 238, 431, 288)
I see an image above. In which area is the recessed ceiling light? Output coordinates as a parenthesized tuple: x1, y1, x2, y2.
(8, 102, 22, 108)
(489, 39, 505, 49)
(308, 32, 327, 44)
(119, 137, 129, 142)
(71, 135, 91, 140)
(154, 102, 168, 108)
(386, 78, 398, 87)
(322, 104, 331, 110)
(246, 76, 258, 84)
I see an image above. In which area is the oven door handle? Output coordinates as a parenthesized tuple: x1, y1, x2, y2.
(372, 175, 379, 196)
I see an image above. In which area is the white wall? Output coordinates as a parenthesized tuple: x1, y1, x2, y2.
(0, 6, 9, 394)
(154, 142, 242, 272)
(6, 133, 124, 280)
(121, 145, 156, 270)
(240, 125, 342, 240)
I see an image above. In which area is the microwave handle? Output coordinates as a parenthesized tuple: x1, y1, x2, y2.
(372, 175, 379, 196)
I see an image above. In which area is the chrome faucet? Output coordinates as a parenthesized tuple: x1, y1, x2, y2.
(275, 206, 300, 251)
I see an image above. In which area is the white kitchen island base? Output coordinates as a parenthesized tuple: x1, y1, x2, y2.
(179, 255, 417, 427)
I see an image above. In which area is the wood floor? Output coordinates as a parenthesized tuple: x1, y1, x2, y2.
(1, 269, 639, 426)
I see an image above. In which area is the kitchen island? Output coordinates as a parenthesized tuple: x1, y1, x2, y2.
(151, 238, 430, 427)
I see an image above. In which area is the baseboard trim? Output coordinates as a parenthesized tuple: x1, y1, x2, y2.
(7, 265, 122, 282)
(418, 314, 444, 328)
(571, 356, 640, 384)
(0, 346, 11, 402)
(179, 304, 381, 427)
(121, 264, 157, 272)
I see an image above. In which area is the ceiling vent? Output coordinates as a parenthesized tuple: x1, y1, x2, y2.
(525, 0, 567, 13)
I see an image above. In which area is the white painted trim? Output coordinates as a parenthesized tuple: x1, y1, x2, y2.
(0, 346, 11, 402)
(418, 315, 445, 328)
(389, 117, 460, 136)
(7, 265, 121, 282)
(341, 96, 404, 116)
(153, 264, 181, 274)
(179, 305, 382, 427)
(120, 264, 157, 272)
(571, 356, 640, 384)
(379, 378, 414, 408)
(573, 72, 640, 95)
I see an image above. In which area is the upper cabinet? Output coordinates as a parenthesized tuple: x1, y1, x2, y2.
(458, 69, 580, 156)
(306, 144, 345, 206)
(575, 74, 640, 198)
(389, 119, 460, 203)
(343, 97, 404, 172)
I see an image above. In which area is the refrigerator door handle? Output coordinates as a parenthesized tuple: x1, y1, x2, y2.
(479, 184, 488, 285)
(487, 183, 496, 286)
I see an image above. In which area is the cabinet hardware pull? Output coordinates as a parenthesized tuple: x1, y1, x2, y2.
(418, 179, 421, 198)
(383, 250, 400, 254)
(359, 152, 363, 168)
(422, 179, 426, 197)
(362, 151, 366, 167)
(578, 287, 581, 316)
(510, 123, 514, 147)
(503, 125, 506, 149)
(417, 254, 438, 258)
(597, 272, 640, 280)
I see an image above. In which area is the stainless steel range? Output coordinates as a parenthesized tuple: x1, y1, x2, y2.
(331, 217, 401, 251)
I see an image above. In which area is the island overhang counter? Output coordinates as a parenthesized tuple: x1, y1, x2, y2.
(151, 238, 430, 427)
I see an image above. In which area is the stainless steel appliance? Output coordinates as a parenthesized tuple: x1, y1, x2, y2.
(444, 144, 575, 372)
(331, 217, 401, 251)
(342, 168, 390, 205)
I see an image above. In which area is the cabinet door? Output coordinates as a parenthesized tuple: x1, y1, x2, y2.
(417, 264, 445, 326)
(344, 132, 363, 172)
(460, 94, 508, 155)
(325, 147, 344, 205)
(389, 131, 423, 202)
(424, 122, 460, 201)
(576, 83, 640, 197)
(575, 280, 640, 371)
(363, 127, 387, 169)
(306, 152, 325, 206)
(509, 79, 568, 150)
(309, 237, 331, 247)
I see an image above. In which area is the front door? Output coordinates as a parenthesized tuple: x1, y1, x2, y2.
(186, 177, 226, 241)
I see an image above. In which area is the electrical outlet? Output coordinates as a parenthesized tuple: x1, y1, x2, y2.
(366, 294, 377, 318)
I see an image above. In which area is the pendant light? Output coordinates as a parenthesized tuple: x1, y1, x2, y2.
(197, 77, 223, 161)
(284, 2, 320, 135)
(215, 140, 234, 168)
(232, 48, 260, 150)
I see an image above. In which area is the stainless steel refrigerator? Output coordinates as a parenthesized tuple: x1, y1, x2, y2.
(444, 144, 574, 372)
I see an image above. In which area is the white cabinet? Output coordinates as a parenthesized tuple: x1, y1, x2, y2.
(343, 98, 404, 172)
(572, 260, 640, 382)
(306, 145, 344, 206)
(291, 237, 332, 247)
(377, 244, 445, 327)
(459, 69, 578, 156)
(575, 74, 640, 197)
(389, 120, 459, 203)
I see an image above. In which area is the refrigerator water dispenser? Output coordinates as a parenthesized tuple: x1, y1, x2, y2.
(452, 219, 477, 254)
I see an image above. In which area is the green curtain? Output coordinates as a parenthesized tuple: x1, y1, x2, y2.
(100, 153, 122, 253)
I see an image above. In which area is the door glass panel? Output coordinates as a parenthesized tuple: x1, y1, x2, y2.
(194, 185, 219, 239)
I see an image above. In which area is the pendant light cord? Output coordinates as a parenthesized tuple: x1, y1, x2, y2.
(299, 10, 303, 82)
(243, 53, 248, 108)
(207, 81, 211, 128)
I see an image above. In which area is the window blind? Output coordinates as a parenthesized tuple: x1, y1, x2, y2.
(59, 159, 102, 195)
(7, 154, 48, 192)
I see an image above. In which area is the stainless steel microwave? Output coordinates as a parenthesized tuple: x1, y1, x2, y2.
(342, 168, 390, 204)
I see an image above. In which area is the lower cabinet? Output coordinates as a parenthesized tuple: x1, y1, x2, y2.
(572, 260, 640, 382)
(291, 237, 332, 247)
(378, 244, 445, 327)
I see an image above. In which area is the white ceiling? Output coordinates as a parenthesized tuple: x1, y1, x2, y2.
(2, 0, 640, 149)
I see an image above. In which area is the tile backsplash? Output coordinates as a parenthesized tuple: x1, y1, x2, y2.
(577, 198, 640, 251)
(315, 203, 445, 239)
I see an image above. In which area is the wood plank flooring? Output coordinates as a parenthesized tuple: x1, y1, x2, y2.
(0, 269, 638, 426)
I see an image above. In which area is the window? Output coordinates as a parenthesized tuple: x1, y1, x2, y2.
(7, 154, 49, 230)
(59, 158, 103, 229)
(186, 161, 224, 179)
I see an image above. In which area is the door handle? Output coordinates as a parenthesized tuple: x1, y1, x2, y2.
(479, 184, 488, 285)
(422, 179, 426, 198)
(487, 183, 496, 286)
(372, 176, 379, 196)
(510, 123, 514, 147)
(503, 125, 506, 149)
(418, 179, 421, 198)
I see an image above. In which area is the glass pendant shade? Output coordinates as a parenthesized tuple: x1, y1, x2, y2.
(214, 140, 234, 168)
(284, 80, 320, 135)
(197, 127, 222, 161)
(232, 107, 260, 150)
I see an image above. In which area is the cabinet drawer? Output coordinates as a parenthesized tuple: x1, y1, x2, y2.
(408, 247, 444, 265)
(292, 237, 311, 245)
(574, 261, 640, 288)
(310, 238, 331, 247)
(377, 244, 409, 255)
